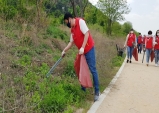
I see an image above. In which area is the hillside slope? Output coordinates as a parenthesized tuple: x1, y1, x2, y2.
(0, 20, 125, 112)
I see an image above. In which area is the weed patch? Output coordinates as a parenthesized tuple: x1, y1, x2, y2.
(40, 77, 86, 113)
(46, 25, 68, 40)
(112, 55, 125, 67)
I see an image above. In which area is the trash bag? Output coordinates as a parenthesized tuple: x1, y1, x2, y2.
(150, 50, 155, 62)
(74, 54, 80, 79)
(74, 54, 93, 88)
(133, 47, 138, 61)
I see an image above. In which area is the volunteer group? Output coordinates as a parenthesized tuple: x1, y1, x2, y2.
(124, 29, 159, 66)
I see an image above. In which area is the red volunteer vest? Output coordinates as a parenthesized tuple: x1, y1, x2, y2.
(71, 18, 94, 54)
(127, 33, 136, 47)
(154, 36, 159, 50)
(146, 37, 153, 49)
(138, 36, 142, 44)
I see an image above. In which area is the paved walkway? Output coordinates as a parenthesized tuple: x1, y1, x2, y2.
(88, 52, 159, 113)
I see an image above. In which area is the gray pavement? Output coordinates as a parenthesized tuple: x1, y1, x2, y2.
(88, 52, 159, 113)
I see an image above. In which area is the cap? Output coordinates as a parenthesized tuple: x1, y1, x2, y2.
(64, 12, 73, 20)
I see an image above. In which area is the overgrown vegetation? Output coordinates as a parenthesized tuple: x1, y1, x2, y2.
(0, 20, 125, 113)
(0, 0, 129, 113)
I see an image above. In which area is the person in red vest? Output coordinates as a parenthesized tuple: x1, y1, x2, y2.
(154, 30, 159, 66)
(124, 29, 137, 63)
(62, 12, 100, 102)
(144, 30, 154, 66)
(137, 33, 143, 53)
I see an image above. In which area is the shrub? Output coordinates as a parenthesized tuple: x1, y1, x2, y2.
(1, 6, 18, 21)
(63, 59, 76, 77)
(40, 79, 85, 113)
(18, 55, 32, 66)
(112, 55, 125, 67)
(46, 25, 67, 40)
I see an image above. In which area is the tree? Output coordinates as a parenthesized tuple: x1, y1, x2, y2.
(70, 0, 89, 17)
(112, 22, 122, 35)
(84, 4, 97, 24)
(97, 0, 130, 35)
(123, 21, 132, 34)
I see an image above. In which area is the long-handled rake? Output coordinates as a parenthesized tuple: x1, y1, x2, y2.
(46, 57, 63, 77)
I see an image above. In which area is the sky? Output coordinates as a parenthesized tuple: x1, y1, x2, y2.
(89, 0, 159, 35)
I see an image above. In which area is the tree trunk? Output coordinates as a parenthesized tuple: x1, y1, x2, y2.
(107, 18, 112, 36)
(70, 0, 78, 17)
(70, 0, 88, 17)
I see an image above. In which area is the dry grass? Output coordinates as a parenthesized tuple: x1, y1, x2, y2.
(0, 22, 125, 112)
(90, 29, 124, 90)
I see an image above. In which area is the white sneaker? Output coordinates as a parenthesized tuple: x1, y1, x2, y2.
(155, 64, 158, 67)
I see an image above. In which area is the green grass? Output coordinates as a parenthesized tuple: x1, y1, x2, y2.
(45, 25, 68, 40)
(0, 20, 125, 113)
(112, 55, 125, 67)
